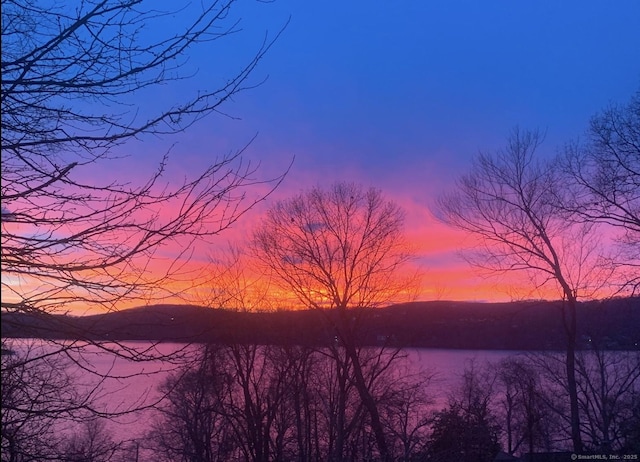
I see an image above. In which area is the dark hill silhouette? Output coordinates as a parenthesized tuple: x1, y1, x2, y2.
(2, 298, 638, 350)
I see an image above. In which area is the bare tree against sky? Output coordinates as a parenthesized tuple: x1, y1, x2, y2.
(252, 182, 419, 461)
(1, 1, 286, 458)
(1, 0, 287, 317)
(432, 129, 618, 452)
(193, 243, 278, 312)
(561, 90, 640, 294)
(252, 182, 417, 311)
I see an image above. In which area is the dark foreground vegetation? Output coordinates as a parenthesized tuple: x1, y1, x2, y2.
(3, 338, 639, 461)
(2, 298, 639, 350)
(142, 344, 640, 461)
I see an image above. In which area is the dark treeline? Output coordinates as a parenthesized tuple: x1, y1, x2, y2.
(2, 298, 639, 351)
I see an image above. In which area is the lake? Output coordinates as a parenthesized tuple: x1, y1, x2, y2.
(56, 342, 523, 442)
(2, 339, 555, 458)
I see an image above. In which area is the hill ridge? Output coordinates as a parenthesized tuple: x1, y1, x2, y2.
(2, 298, 638, 350)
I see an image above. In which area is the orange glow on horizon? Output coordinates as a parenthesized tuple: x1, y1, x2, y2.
(2, 168, 616, 316)
(0, 211, 582, 317)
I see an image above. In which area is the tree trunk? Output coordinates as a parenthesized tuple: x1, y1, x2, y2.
(335, 308, 390, 461)
(563, 298, 584, 453)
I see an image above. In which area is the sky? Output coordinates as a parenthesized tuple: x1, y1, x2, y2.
(101, 1, 640, 305)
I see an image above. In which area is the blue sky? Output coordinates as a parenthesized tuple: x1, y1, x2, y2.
(166, 1, 639, 187)
(128, 0, 640, 301)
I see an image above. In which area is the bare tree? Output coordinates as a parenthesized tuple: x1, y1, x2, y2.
(194, 243, 279, 312)
(575, 346, 640, 452)
(149, 342, 325, 462)
(495, 357, 557, 456)
(2, 341, 71, 460)
(1, 339, 131, 461)
(525, 347, 640, 454)
(147, 344, 237, 462)
(61, 418, 135, 462)
(379, 369, 434, 461)
(562, 90, 640, 293)
(1, 0, 287, 458)
(433, 129, 617, 452)
(252, 182, 419, 461)
(1, 0, 287, 317)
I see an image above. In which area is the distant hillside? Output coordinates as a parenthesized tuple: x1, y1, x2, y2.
(2, 298, 639, 350)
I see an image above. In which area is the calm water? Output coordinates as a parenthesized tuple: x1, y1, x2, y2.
(6, 340, 523, 443)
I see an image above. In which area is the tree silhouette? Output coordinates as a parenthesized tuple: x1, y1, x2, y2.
(495, 357, 556, 456)
(433, 129, 617, 452)
(1, 0, 286, 458)
(2, 0, 287, 317)
(252, 182, 419, 461)
(428, 361, 500, 462)
(562, 90, 640, 294)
